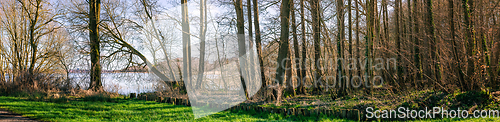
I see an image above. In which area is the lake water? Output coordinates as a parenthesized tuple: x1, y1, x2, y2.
(1, 71, 248, 95)
(70, 73, 162, 95)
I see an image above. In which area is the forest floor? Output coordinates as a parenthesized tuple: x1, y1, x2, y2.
(244, 89, 500, 121)
(255, 89, 500, 111)
(1, 89, 500, 121)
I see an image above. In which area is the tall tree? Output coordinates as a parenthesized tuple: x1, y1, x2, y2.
(462, 0, 476, 90)
(426, 0, 441, 88)
(89, 0, 102, 91)
(348, 0, 353, 90)
(478, 0, 493, 90)
(448, 0, 466, 89)
(247, 0, 257, 95)
(494, 26, 500, 89)
(181, 0, 193, 88)
(366, 0, 375, 91)
(407, 0, 412, 89)
(235, 0, 249, 99)
(395, 0, 402, 84)
(298, 0, 307, 95)
(196, 0, 208, 89)
(311, 0, 323, 95)
(336, 0, 347, 97)
(22, 0, 42, 87)
(0, 34, 4, 85)
(355, 0, 361, 80)
(253, 0, 267, 98)
(289, 0, 299, 96)
(275, 0, 291, 104)
(413, 0, 422, 87)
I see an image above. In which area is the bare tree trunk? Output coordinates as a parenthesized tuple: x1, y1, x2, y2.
(413, 0, 422, 87)
(275, 0, 291, 104)
(493, 22, 500, 89)
(336, 0, 346, 97)
(396, 0, 402, 84)
(365, 0, 375, 94)
(247, 0, 257, 95)
(289, 0, 299, 96)
(348, 0, 353, 91)
(235, 0, 249, 99)
(448, 0, 466, 90)
(196, 0, 208, 89)
(311, 0, 323, 95)
(25, 0, 42, 89)
(298, 0, 307, 95)
(253, 0, 268, 99)
(478, 0, 494, 91)
(425, 0, 442, 90)
(355, 0, 361, 83)
(407, 0, 412, 90)
(285, 49, 293, 96)
(89, 0, 102, 91)
(181, 0, 192, 89)
(0, 40, 4, 85)
(462, 0, 476, 91)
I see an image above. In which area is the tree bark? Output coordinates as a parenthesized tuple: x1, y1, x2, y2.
(448, 0, 466, 90)
(235, 0, 249, 99)
(247, 0, 257, 95)
(311, 0, 323, 95)
(290, 0, 299, 96)
(89, 0, 102, 91)
(426, 0, 441, 88)
(298, 0, 307, 95)
(355, 0, 361, 82)
(275, 0, 291, 104)
(462, 0, 476, 91)
(253, 0, 268, 98)
(413, 0, 422, 87)
(196, 0, 208, 89)
(336, 0, 346, 97)
(181, 0, 192, 89)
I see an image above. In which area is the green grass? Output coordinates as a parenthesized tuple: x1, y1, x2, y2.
(0, 96, 350, 122)
(0, 96, 498, 122)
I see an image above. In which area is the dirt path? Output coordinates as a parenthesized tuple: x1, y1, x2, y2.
(0, 109, 38, 122)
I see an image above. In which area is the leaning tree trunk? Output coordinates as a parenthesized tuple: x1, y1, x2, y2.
(140, 0, 178, 85)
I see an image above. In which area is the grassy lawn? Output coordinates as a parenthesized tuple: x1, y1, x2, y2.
(0, 96, 351, 122)
(0, 96, 498, 122)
